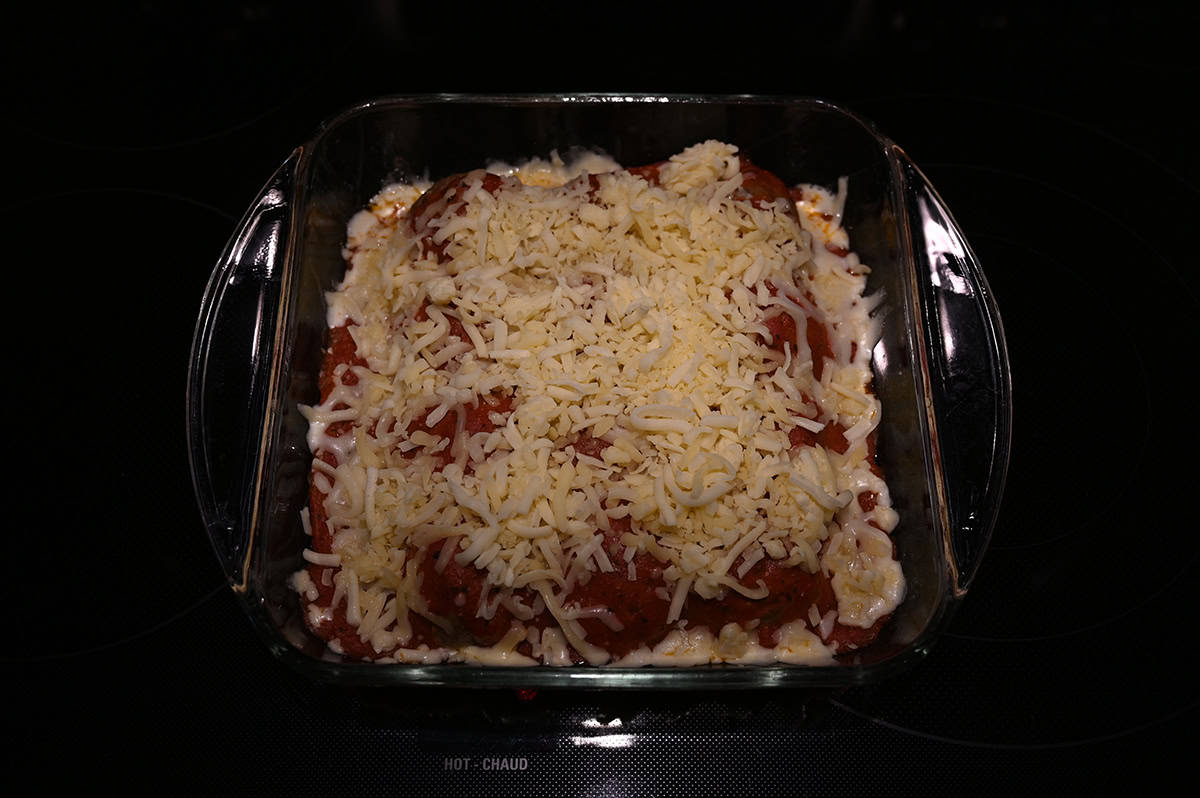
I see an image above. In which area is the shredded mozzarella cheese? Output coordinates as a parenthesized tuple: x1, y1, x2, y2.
(295, 142, 904, 665)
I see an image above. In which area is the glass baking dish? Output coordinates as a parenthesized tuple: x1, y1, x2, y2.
(186, 94, 1010, 689)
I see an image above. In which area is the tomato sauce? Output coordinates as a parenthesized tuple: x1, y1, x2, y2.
(824, 241, 851, 258)
(570, 434, 611, 461)
(735, 157, 800, 222)
(413, 301, 469, 342)
(625, 156, 798, 220)
(417, 546, 530, 647)
(304, 482, 442, 656)
(399, 391, 515, 470)
(565, 517, 672, 659)
(626, 162, 663, 184)
(685, 558, 830, 647)
(757, 282, 837, 378)
(305, 314, 499, 657)
(787, 420, 850, 455)
(410, 170, 509, 263)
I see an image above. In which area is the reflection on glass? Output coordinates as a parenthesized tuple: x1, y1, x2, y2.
(228, 187, 285, 282)
(918, 196, 973, 297)
(583, 717, 624, 728)
(938, 295, 958, 362)
(570, 733, 636, 748)
(253, 227, 278, 278)
(872, 338, 889, 373)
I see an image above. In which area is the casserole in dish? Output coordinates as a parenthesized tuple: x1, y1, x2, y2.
(187, 95, 1010, 688)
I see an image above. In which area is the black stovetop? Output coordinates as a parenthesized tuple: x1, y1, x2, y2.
(7, 2, 1198, 793)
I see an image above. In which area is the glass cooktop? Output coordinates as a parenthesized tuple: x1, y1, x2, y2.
(6, 2, 1196, 793)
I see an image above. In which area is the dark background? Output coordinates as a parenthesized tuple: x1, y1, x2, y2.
(5, 1, 1197, 794)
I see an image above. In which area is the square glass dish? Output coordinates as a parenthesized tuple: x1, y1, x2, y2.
(187, 94, 1010, 689)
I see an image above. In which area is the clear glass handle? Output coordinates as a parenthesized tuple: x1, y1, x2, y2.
(187, 149, 299, 590)
(897, 148, 1013, 596)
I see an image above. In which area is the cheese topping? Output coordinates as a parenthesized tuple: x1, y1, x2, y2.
(296, 141, 904, 664)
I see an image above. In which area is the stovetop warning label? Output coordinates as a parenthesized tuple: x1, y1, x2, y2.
(444, 756, 531, 772)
